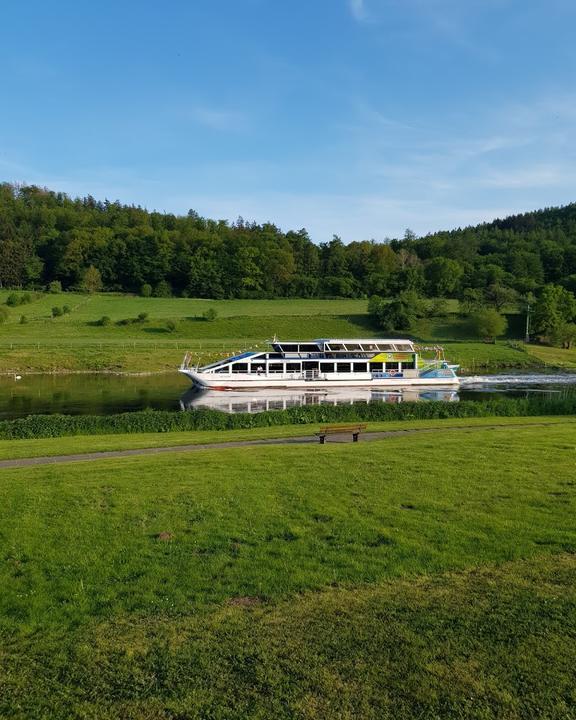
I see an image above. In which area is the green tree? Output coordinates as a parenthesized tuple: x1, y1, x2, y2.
(470, 309, 508, 343)
(532, 284, 576, 341)
(82, 265, 103, 294)
(140, 283, 152, 297)
(425, 257, 463, 296)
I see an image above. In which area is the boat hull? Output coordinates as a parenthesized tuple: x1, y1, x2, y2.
(179, 369, 459, 390)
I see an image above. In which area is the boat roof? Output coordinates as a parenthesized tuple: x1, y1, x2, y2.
(272, 338, 414, 345)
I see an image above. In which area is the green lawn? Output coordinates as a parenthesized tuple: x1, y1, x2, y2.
(1, 424, 575, 717)
(0, 290, 564, 372)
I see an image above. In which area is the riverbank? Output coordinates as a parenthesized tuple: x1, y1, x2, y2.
(0, 339, 568, 374)
(1, 290, 575, 372)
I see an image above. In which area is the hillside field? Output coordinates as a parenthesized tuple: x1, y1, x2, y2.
(1, 420, 575, 718)
(0, 290, 572, 372)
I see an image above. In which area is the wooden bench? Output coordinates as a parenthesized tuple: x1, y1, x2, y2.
(315, 424, 367, 444)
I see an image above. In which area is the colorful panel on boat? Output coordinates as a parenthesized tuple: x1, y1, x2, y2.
(371, 352, 415, 362)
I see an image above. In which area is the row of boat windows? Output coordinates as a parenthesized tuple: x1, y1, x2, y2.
(276, 343, 414, 353)
(214, 360, 416, 374)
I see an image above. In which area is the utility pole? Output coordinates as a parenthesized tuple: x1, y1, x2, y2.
(524, 303, 531, 344)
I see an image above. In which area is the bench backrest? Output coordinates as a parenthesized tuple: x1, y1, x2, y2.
(319, 424, 367, 433)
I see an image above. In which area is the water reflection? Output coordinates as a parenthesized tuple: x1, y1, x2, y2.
(180, 386, 459, 414)
(0, 371, 574, 420)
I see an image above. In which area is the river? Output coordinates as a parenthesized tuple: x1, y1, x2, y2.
(0, 371, 575, 419)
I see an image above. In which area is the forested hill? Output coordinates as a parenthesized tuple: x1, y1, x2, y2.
(1, 182, 576, 299)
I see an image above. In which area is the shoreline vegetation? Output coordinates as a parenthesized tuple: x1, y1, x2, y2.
(1, 396, 576, 440)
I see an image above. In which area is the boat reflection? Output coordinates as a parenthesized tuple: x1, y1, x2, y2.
(180, 386, 459, 414)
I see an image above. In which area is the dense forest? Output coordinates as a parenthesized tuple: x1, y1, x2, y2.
(2, 182, 576, 302)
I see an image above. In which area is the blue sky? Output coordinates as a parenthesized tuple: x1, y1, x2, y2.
(1, 0, 576, 242)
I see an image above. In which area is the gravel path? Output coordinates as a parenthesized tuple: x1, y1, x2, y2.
(0, 421, 566, 470)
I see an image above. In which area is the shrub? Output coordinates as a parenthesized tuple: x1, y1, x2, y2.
(165, 319, 177, 333)
(48, 280, 62, 294)
(0, 307, 9, 324)
(6, 293, 20, 307)
(51, 306, 63, 318)
(21, 292, 32, 304)
(153, 280, 172, 298)
(203, 308, 218, 322)
(96, 316, 111, 327)
(137, 312, 149, 323)
(140, 283, 152, 298)
(0, 396, 575, 440)
(62, 305, 71, 314)
(19, 315, 28, 324)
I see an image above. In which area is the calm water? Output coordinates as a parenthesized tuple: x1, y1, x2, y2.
(0, 372, 575, 419)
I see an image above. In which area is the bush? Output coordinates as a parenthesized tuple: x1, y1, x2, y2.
(48, 281, 62, 294)
(153, 280, 172, 298)
(96, 316, 111, 327)
(19, 315, 28, 324)
(6, 293, 20, 307)
(0, 396, 575, 440)
(165, 319, 178, 333)
(0, 307, 9, 324)
(62, 305, 71, 314)
(137, 312, 149, 324)
(140, 283, 152, 298)
(203, 308, 218, 322)
(51, 306, 63, 318)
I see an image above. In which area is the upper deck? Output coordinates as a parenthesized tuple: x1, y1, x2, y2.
(271, 338, 415, 357)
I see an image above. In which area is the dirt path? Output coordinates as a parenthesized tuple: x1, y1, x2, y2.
(0, 421, 568, 470)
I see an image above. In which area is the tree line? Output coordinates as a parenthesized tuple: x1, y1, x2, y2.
(2, 182, 576, 304)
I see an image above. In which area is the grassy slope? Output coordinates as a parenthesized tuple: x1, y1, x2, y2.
(0, 290, 549, 372)
(0, 415, 573, 460)
(1, 425, 575, 717)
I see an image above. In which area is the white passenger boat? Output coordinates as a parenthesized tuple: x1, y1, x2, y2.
(179, 338, 459, 390)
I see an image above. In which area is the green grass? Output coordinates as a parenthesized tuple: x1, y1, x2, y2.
(0, 415, 573, 460)
(1, 424, 575, 717)
(0, 290, 551, 372)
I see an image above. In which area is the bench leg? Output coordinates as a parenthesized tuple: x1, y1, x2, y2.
(353, 433, 359, 442)
(319, 435, 325, 444)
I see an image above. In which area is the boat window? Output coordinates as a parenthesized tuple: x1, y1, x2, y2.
(394, 344, 413, 352)
(337, 363, 351, 373)
(215, 366, 230, 373)
(268, 363, 284, 373)
(345, 343, 361, 351)
(231, 363, 248, 373)
(320, 362, 335, 372)
(365, 344, 378, 351)
(328, 344, 344, 352)
(353, 363, 368, 372)
(402, 360, 415, 369)
(376, 344, 394, 351)
(299, 344, 320, 352)
(286, 363, 300, 372)
(385, 362, 399, 370)
(280, 344, 299, 353)
(370, 362, 383, 371)
(303, 361, 319, 370)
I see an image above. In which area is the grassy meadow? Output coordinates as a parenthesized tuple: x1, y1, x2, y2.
(1, 421, 576, 718)
(0, 289, 563, 372)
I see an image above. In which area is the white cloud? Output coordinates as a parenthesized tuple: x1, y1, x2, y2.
(189, 106, 248, 132)
(348, 0, 368, 22)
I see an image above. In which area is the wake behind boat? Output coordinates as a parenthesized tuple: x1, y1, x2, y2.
(179, 338, 460, 390)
